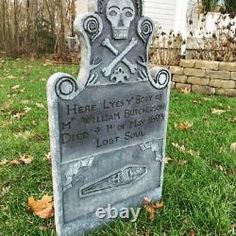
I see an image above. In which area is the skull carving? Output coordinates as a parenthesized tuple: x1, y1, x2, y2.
(106, 0, 135, 40)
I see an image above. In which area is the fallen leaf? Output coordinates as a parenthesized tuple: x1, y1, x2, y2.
(145, 205, 155, 221)
(217, 165, 225, 172)
(2, 101, 11, 110)
(144, 200, 164, 221)
(1, 186, 10, 196)
(11, 84, 20, 91)
(10, 159, 21, 165)
(12, 112, 26, 120)
(44, 152, 51, 163)
(28, 195, 54, 219)
(36, 103, 45, 109)
(178, 122, 192, 131)
(164, 156, 173, 164)
(180, 88, 191, 94)
(24, 106, 31, 113)
(19, 155, 33, 164)
(211, 108, 226, 115)
(193, 100, 201, 104)
(172, 143, 200, 157)
(12, 107, 30, 120)
(14, 131, 31, 140)
(230, 143, 236, 153)
(176, 160, 188, 166)
(7, 75, 17, 79)
(232, 117, 236, 123)
(152, 201, 164, 210)
(0, 159, 8, 166)
(10, 155, 33, 165)
(22, 100, 30, 105)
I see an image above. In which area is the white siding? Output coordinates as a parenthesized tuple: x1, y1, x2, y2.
(76, 0, 188, 35)
(144, 0, 177, 32)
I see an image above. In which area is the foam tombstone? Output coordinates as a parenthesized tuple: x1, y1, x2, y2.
(47, 0, 171, 235)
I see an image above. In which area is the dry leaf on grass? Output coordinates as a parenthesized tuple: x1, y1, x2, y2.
(211, 108, 226, 115)
(14, 131, 32, 140)
(44, 152, 52, 163)
(230, 143, 236, 153)
(0, 159, 8, 166)
(1, 186, 10, 196)
(172, 143, 200, 157)
(11, 85, 20, 91)
(178, 122, 192, 131)
(176, 160, 187, 166)
(10, 155, 33, 165)
(164, 156, 173, 164)
(12, 112, 26, 119)
(1, 101, 11, 111)
(36, 103, 45, 109)
(180, 88, 191, 94)
(143, 197, 164, 221)
(28, 195, 54, 219)
(12, 106, 31, 120)
(19, 155, 33, 164)
(232, 117, 236, 123)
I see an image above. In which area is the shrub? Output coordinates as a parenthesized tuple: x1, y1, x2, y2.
(149, 28, 185, 66)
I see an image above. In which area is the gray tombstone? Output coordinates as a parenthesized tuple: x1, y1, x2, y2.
(47, 0, 171, 235)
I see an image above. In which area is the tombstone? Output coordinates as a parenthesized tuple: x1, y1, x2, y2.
(47, 0, 171, 235)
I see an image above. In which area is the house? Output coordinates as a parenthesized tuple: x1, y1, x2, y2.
(76, 0, 188, 36)
(144, 0, 188, 36)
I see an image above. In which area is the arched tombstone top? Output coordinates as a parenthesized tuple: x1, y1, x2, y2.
(73, 0, 170, 90)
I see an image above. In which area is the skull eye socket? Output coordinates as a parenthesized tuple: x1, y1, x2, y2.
(125, 11, 133, 18)
(109, 10, 118, 16)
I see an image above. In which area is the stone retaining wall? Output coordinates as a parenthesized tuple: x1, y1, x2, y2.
(170, 60, 236, 97)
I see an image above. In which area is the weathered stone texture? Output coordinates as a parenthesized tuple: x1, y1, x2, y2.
(179, 59, 195, 68)
(184, 68, 205, 77)
(187, 76, 209, 86)
(192, 85, 215, 95)
(209, 79, 235, 89)
(219, 62, 236, 72)
(170, 66, 183, 75)
(195, 60, 219, 70)
(175, 83, 191, 90)
(173, 75, 187, 83)
(216, 89, 236, 97)
(231, 72, 236, 81)
(206, 70, 230, 80)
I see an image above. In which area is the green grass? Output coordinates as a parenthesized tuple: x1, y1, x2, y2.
(0, 58, 235, 236)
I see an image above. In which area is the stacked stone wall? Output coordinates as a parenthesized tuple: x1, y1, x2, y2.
(170, 60, 236, 97)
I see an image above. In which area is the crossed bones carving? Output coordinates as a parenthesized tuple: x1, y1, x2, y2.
(102, 37, 138, 77)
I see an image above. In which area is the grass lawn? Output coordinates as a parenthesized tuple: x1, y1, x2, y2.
(0, 58, 235, 236)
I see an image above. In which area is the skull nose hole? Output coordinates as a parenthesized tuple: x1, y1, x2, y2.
(118, 15, 124, 27)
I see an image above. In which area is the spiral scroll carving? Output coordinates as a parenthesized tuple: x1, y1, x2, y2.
(150, 69, 170, 90)
(55, 76, 78, 100)
(83, 15, 103, 42)
(138, 18, 154, 43)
